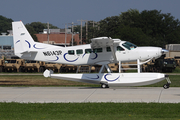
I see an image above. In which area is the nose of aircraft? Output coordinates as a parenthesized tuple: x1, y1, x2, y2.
(137, 47, 168, 60)
(161, 49, 169, 54)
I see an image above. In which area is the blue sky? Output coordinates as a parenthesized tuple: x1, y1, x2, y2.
(1, 0, 180, 28)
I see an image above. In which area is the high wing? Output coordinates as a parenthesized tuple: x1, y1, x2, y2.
(90, 37, 114, 48)
(90, 37, 121, 48)
(90, 37, 121, 62)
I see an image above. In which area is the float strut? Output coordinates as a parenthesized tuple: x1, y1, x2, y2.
(163, 75, 171, 89)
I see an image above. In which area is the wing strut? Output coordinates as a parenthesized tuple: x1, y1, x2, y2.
(99, 64, 112, 73)
(110, 45, 117, 62)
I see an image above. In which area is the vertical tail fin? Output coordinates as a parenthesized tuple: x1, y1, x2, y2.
(12, 21, 35, 56)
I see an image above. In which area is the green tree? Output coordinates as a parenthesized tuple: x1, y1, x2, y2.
(25, 24, 38, 42)
(95, 9, 180, 47)
(136, 10, 180, 47)
(162, 13, 180, 45)
(0, 15, 13, 34)
(117, 25, 149, 46)
(119, 9, 140, 27)
(97, 16, 120, 38)
(26, 22, 45, 34)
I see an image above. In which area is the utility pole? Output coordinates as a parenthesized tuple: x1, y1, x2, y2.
(66, 22, 77, 46)
(65, 24, 67, 47)
(89, 21, 98, 38)
(71, 22, 74, 46)
(86, 21, 88, 40)
(67, 22, 77, 46)
(77, 19, 88, 44)
(47, 22, 49, 44)
(77, 19, 83, 44)
(97, 22, 100, 30)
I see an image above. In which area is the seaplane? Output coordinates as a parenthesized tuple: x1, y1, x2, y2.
(12, 21, 171, 89)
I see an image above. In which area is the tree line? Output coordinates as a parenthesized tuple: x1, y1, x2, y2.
(0, 15, 58, 42)
(82, 9, 180, 47)
(1, 9, 180, 47)
(0, 15, 13, 34)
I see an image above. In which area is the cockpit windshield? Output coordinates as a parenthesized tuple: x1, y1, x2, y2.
(122, 42, 137, 50)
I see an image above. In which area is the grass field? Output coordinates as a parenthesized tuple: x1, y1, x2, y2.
(145, 75, 180, 87)
(0, 102, 180, 120)
(0, 75, 97, 87)
(0, 74, 180, 120)
(173, 66, 180, 73)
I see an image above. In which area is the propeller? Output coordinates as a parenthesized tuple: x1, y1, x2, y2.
(161, 49, 169, 54)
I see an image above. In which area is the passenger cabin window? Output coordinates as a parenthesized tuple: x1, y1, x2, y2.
(106, 47, 111, 52)
(93, 48, 102, 53)
(85, 49, 92, 54)
(117, 46, 124, 51)
(122, 42, 137, 50)
(68, 50, 74, 55)
(76, 49, 83, 54)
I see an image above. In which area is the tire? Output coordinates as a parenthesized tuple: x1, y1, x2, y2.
(19, 66, 24, 72)
(101, 84, 109, 88)
(163, 84, 169, 89)
(0, 66, 2, 72)
(39, 67, 44, 73)
(101, 84, 107, 88)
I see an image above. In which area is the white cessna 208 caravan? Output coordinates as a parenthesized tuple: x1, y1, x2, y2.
(12, 21, 171, 89)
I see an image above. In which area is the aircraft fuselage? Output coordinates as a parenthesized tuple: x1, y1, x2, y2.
(15, 40, 162, 66)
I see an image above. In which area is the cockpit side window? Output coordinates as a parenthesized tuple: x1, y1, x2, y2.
(122, 42, 137, 50)
(93, 48, 102, 53)
(106, 47, 111, 52)
(117, 46, 124, 51)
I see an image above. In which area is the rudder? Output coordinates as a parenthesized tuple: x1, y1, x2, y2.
(12, 21, 35, 56)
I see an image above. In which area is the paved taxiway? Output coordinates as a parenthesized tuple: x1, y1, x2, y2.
(0, 87, 179, 103)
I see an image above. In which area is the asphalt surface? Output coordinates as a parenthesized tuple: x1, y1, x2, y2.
(0, 87, 179, 103)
